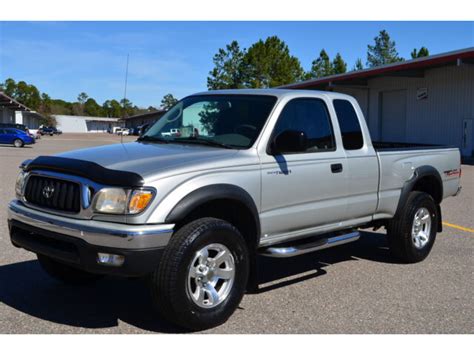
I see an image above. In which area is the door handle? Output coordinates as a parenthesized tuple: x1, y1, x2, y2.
(331, 163, 343, 173)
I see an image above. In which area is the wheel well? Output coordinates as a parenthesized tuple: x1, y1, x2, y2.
(412, 175, 442, 204)
(174, 198, 259, 251)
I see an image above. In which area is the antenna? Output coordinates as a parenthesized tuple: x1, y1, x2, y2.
(121, 53, 129, 144)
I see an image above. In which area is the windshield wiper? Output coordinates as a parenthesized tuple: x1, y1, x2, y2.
(137, 135, 169, 144)
(173, 137, 234, 149)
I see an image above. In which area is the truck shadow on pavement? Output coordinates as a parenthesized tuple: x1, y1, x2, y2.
(0, 231, 394, 333)
(254, 230, 397, 293)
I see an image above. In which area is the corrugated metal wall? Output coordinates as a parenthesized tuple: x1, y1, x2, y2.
(335, 64, 474, 155)
(0, 107, 14, 124)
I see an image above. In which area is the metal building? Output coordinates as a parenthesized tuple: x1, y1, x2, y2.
(0, 92, 42, 129)
(121, 110, 166, 129)
(283, 48, 474, 157)
(54, 115, 122, 133)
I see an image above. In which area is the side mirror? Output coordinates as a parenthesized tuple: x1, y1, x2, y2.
(271, 130, 307, 154)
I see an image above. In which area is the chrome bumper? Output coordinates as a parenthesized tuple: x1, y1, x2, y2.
(8, 200, 174, 249)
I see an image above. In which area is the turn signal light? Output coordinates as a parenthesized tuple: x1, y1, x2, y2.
(128, 190, 154, 214)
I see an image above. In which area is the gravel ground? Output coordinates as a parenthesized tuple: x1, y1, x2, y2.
(0, 133, 472, 334)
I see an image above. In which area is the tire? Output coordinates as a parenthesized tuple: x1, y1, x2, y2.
(387, 191, 438, 263)
(13, 139, 24, 148)
(37, 254, 103, 285)
(150, 217, 249, 331)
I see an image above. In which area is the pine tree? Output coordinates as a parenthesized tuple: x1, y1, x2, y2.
(243, 36, 304, 88)
(207, 41, 247, 90)
(411, 46, 430, 59)
(332, 53, 347, 74)
(353, 58, 364, 71)
(160, 93, 178, 110)
(307, 49, 333, 79)
(367, 30, 404, 67)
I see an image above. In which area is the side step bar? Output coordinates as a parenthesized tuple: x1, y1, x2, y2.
(259, 231, 360, 258)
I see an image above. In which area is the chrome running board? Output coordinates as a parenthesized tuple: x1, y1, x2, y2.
(259, 231, 360, 258)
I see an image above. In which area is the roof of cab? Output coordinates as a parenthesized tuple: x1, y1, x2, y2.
(190, 88, 353, 100)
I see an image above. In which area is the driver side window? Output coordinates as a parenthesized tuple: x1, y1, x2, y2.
(273, 98, 336, 153)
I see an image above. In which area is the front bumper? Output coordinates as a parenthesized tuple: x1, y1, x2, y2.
(8, 200, 175, 276)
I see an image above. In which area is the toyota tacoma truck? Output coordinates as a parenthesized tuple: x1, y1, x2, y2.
(8, 89, 462, 330)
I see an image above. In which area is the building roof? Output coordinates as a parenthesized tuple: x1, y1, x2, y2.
(122, 109, 166, 121)
(0, 91, 35, 112)
(281, 47, 474, 89)
(52, 114, 121, 122)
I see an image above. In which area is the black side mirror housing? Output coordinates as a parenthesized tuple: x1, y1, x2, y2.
(271, 130, 307, 154)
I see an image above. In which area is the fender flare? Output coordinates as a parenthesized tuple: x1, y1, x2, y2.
(165, 184, 261, 242)
(395, 165, 443, 232)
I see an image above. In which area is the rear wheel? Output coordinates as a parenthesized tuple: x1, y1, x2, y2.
(150, 217, 249, 331)
(37, 254, 103, 285)
(387, 191, 438, 263)
(13, 139, 24, 148)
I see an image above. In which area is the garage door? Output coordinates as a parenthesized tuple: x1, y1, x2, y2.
(380, 90, 407, 142)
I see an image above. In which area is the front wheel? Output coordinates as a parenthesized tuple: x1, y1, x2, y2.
(387, 191, 438, 263)
(150, 218, 249, 331)
(13, 139, 24, 148)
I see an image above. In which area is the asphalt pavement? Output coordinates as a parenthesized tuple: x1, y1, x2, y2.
(0, 134, 472, 333)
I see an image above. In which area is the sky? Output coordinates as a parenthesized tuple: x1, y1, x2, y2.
(0, 21, 472, 108)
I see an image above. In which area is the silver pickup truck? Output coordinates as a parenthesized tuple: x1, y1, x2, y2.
(8, 89, 461, 330)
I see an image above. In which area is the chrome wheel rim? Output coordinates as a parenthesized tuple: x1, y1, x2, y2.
(411, 207, 432, 249)
(14, 140, 22, 147)
(187, 243, 235, 309)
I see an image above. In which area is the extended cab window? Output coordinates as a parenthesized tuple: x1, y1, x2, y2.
(333, 99, 364, 150)
(272, 98, 335, 153)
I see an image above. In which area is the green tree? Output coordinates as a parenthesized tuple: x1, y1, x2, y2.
(120, 98, 134, 117)
(102, 99, 123, 118)
(160, 93, 178, 110)
(1, 78, 17, 96)
(40, 93, 52, 114)
(306, 49, 333, 79)
(243, 36, 304, 88)
(77, 92, 88, 104)
(207, 40, 247, 90)
(332, 53, 347, 74)
(367, 30, 404, 67)
(411, 46, 430, 59)
(14, 81, 41, 110)
(352, 58, 364, 71)
(84, 98, 103, 116)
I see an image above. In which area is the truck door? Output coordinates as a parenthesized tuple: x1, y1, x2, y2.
(259, 97, 348, 241)
(332, 99, 379, 220)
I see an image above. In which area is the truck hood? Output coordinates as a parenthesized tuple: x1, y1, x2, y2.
(57, 141, 239, 180)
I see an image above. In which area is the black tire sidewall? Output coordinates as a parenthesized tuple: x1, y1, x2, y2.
(399, 192, 438, 262)
(158, 219, 249, 330)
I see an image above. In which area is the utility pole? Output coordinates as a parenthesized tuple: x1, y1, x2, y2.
(121, 54, 129, 144)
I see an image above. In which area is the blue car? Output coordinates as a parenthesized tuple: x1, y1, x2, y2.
(0, 128, 35, 148)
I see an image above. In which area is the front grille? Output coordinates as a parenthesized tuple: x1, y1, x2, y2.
(24, 175, 81, 213)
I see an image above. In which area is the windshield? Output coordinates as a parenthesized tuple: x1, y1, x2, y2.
(141, 95, 277, 149)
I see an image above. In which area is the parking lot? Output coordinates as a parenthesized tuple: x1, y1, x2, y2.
(0, 134, 472, 334)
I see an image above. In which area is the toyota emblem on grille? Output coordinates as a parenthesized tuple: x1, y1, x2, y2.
(42, 185, 55, 199)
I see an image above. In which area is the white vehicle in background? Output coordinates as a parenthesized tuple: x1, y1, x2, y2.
(27, 129, 41, 140)
(161, 128, 181, 137)
(111, 127, 123, 134)
(115, 128, 130, 136)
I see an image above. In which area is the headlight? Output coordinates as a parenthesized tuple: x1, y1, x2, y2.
(93, 188, 128, 214)
(15, 171, 27, 197)
(93, 188, 155, 215)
